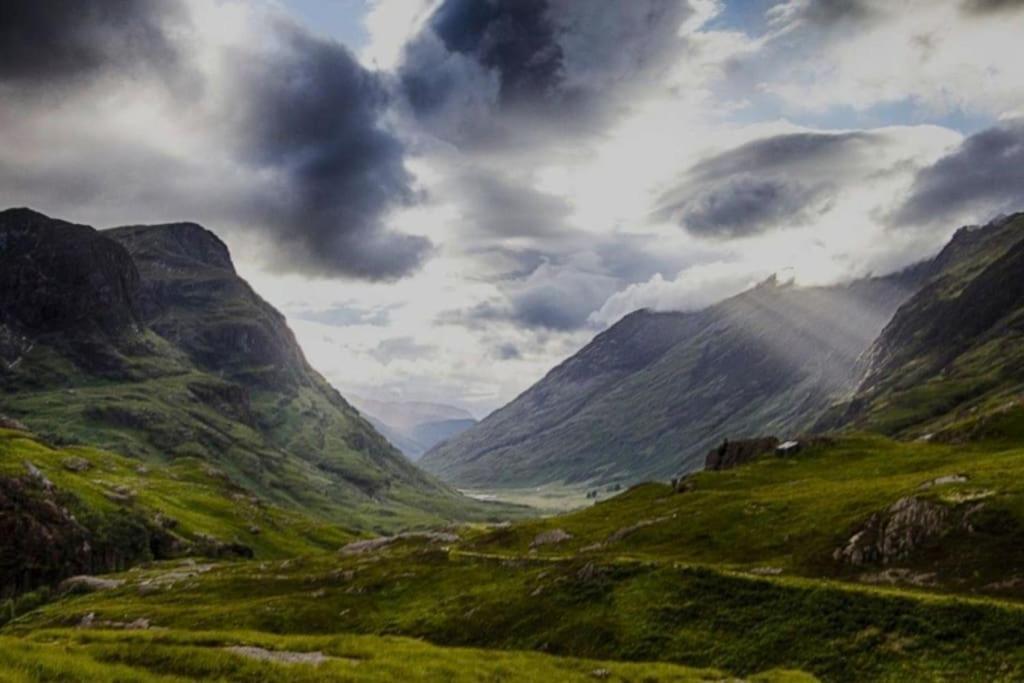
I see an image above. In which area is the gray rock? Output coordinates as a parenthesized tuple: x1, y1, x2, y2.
(61, 457, 92, 473)
(530, 529, 573, 548)
(60, 575, 125, 593)
(0, 415, 28, 431)
(23, 461, 53, 490)
(224, 646, 330, 666)
(834, 496, 952, 566)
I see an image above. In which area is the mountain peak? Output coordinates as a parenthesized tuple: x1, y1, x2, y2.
(106, 222, 234, 273)
(0, 208, 141, 339)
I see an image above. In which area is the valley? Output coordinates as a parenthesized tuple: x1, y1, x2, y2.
(4, 209, 1024, 682)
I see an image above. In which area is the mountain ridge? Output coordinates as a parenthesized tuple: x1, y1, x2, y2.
(420, 261, 933, 489)
(0, 208, 513, 532)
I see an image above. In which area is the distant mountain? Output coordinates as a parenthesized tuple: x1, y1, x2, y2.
(821, 213, 1024, 439)
(349, 396, 477, 461)
(420, 267, 931, 490)
(0, 208, 508, 531)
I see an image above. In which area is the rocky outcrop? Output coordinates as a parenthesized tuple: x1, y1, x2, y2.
(60, 457, 92, 473)
(833, 496, 982, 566)
(0, 208, 141, 338)
(0, 475, 94, 597)
(530, 529, 573, 548)
(704, 437, 780, 471)
(59, 575, 125, 594)
(0, 415, 29, 431)
(0, 472, 191, 598)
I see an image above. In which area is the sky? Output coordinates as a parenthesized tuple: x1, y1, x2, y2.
(2, 0, 1024, 417)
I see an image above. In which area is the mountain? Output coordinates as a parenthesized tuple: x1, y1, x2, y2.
(420, 268, 929, 489)
(822, 213, 1024, 439)
(0, 208, 510, 532)
(349, 396, 478, 460)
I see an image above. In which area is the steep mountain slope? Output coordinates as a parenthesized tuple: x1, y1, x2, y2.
(0, 208, 510, 531)
(349, 397, 478, 460)
(823, 213, 1024, 438)
(421, 270, 927, 489)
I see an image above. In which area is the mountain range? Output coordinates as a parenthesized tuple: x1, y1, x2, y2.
(0, 208, 510, 532)
(421, 214, 1024, 490)
(5, 207, 1024, 681)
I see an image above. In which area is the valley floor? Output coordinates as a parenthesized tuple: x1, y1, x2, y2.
(8, 420, 1024, 681)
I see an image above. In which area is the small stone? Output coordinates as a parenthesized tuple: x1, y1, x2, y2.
(61, 457, 92, 473)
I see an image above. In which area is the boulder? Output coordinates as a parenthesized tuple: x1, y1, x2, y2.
(60, 575, 125, 594)
(0, 415, 28, 431)
(61, 457, 92, 473)
(834, 497, 952, 566)
(530, 529, 573, 548)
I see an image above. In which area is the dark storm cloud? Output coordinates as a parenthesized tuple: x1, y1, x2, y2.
(429, 0, 563, 106)
(960, 0, 1024, 15)
(0, 5, 428, 282)
(681, 176, 829, 239)
(0, 0, 186, 87)
(890, 119, 1024, 227)
(693, 132, 875, 177)
(229, 22, 429, 280)
(658, 132, 877, 238)
(398, 0, 694, 145)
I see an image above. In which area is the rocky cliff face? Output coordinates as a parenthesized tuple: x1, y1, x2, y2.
(106, 222, 310, 389)
(0, 209, 141, 338)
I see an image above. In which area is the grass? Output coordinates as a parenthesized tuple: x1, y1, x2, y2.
(0, 629, 789, 683)
(8, 540, 1024, 681)
(468, 431, 1024, 592)
(0, 428, 353, 561)
(10, 431, 1024, 680)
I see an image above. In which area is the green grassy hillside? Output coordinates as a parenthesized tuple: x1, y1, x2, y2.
(0, 629, 805, 683)
(9, 431, 1024, 680)
(824, 213, 1024, 438)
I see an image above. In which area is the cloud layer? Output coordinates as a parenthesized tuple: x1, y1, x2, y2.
(4, 0, 1024, 413)
(0, 1, 428, 280)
